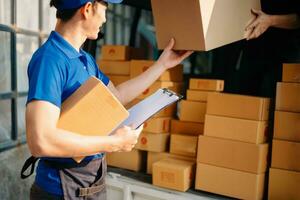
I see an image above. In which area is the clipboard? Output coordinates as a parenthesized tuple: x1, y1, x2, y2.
(120, 88, 183, 129)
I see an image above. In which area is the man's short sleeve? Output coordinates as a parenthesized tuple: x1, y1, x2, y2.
(27, 54, 65, 108)
(97, 67, 110, 86)
(86, 53, 110, 85)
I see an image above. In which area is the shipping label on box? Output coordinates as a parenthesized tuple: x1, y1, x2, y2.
(271, 140, 300, 172)
(207, 93, 270, 121)
(135, 132, 170, 152)
(143, 117, 171, 133)
(178, 100, 207, 123)
(274, 111, 300, 142)
(147, 152, 196, 174)
(130, 60, 183, 82)
(189, 79, 224, 91)
(171, 120, 204, 136)
(151, 0, 260, 51)
(269, 168, 300, 200)
(282, 63, 300, 83)
(197, 136, 268, 173)
(101, 45, 144, 61)
(195, 163, 265, 200)
(276, 82, 300, 113)
(97, 60, 130, 75)
(153, 158, 195, 192)
(204, 114, 268, 144)
(170, 134, 198, 157)
(106, 149, 144, 172)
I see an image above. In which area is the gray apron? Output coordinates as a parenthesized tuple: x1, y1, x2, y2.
(22, 155, 107, 200)
(59, 156, 107, 200)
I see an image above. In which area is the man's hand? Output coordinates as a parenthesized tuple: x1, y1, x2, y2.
(157, 38, 194, 70)
(245, 9, 273, 40)
(110, 125, 143, 152)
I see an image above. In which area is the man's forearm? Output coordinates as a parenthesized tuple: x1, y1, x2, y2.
(116, 61, 165, 105)
(27, 127, 118, 158)
(270, 14, 300, 29)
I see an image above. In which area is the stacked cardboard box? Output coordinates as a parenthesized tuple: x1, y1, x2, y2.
(269, 63, 300, 200)
(126, 61, 183, 172)
(98, 45, 147, 171)
(195, 93, 270, 200)
(169, 79, 224, 164)
(97, 45, 144, 86)
(130, 60, 184, 99)
(151, 79, 223, 192)
(132, 59, 184, 157)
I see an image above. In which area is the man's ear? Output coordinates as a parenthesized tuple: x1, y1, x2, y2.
(80, 2, 93, 19)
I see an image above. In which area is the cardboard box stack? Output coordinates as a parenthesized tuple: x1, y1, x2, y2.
(269, 63, 300, 200)
(195, 92, 270, 200)
(130, 60, 184, 99)
(97, 45, 144, 86)
(132, 60, 184, 176)
(97, 45, 148, 171)
(151, 79, 224, 192)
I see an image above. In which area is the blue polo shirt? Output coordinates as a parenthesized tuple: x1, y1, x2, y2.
(27, 31, 110, 196)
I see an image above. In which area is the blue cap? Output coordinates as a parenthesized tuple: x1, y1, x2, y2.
(56, 0, 123, 11)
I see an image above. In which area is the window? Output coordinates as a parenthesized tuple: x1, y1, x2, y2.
(0, 0, 50, 151)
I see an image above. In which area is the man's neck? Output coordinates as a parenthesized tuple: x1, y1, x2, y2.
(55, 21, 87, 52)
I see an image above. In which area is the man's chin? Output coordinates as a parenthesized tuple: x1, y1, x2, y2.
(87, 34, 98, 40)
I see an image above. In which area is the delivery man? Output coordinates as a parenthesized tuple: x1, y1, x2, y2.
(22, 0, 193, 199)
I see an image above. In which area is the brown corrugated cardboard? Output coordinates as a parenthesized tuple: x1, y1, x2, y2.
(143, 117, 171, 133)
(207, 93, 270, 120)
(130, 60, 183, 82)
(147, 152, 196, 174)
(57, 77, 129, 163)
(276, 82, 300, 113)
(204, 114, 268, 144)
(153, 158, 195, 192)
(197, 136, 268, 173)
(98, 60, 130, 75)
(135, 132, 169, 152)
(271, 140, 300, 172)
(151, 0, 260, 51)
(106, 149, 144, 172)
(274, 111, 300, 142)
(269, 168, 300, 200)
(138, 81, 183, 99)
(186, 90, 216, 102)
(178, 100, 207, 123)
(101, 45, 144, 61)
(282, 63, 300, 83)
(195, 163, 265, 200)
(189, 79, 224, 91)
(125, 99, 176, 118)
(108, 75, 130, 85)
(170, 134, 198, 157)
(171, 120, 204, 136)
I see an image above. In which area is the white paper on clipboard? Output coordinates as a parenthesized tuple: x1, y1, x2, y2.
(120, 88, 183, 129)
